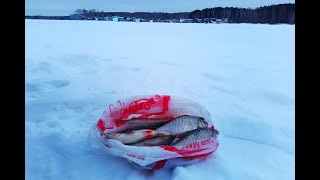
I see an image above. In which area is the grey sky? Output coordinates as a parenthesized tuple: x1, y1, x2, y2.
(26, 0, 295, 16)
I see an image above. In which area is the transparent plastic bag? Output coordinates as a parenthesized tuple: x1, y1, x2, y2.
(88, 94, 219, 170)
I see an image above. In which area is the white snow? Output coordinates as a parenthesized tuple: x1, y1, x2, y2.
(26, 20, 295, 180)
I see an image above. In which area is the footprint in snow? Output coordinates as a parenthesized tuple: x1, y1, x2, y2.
(26, 80, 70, 93)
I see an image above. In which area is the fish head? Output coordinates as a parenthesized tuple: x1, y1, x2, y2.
(198, 117, 208, 127)
(211, 129, 219, 139)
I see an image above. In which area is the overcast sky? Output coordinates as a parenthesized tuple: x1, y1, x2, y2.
(26, 0, 295, 16)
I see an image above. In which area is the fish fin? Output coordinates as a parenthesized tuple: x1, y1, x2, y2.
(143, 129, 156, 138)
(157, 132, 171, 137)
(124, 130, 135, 135)
(170, 137, 181, 145)
(175, 131, 189, 138)
(143, 143, 156, 147)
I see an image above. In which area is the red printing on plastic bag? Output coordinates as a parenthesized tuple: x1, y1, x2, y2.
(182, 152, 213, 159)
(126, 153, 145, 161)
(152, 160, 167, 170)
(97, 95, 171, 132)
(118, 95, 170, 120)
(160, 145, 208, 156)
(97, 119, 106, 132)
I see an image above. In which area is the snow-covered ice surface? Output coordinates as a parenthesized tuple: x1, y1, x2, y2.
(26, 20, 295, 180)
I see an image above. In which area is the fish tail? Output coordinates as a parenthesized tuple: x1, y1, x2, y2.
(157, 132, 171, 137)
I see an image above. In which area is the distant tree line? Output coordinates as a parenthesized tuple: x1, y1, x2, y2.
(189, 4, 295, 24)
(74, 3, 294, 24)
(25, 15, 70, 20)
(74, 9, 190, 20)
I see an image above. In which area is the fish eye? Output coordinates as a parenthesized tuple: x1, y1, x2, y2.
(214, 129, 219, 135)
(201, 119, 208, 126)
